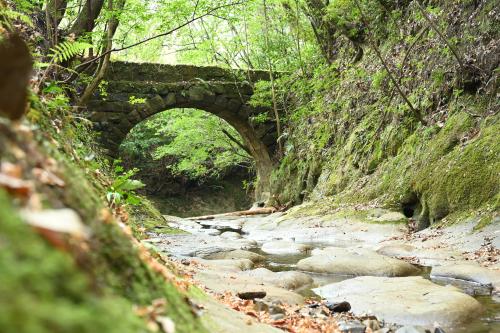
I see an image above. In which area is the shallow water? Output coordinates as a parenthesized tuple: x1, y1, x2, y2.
(249, 244, 500, 333)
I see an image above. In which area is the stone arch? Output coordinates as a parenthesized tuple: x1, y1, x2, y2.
(88, 69, 277, 200)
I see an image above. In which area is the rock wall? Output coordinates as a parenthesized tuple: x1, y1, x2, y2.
(270, 0, 499, 229)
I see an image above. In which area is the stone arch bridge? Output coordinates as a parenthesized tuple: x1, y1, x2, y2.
(86, 61, 278, 198)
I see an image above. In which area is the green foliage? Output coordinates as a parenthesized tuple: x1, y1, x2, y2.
(129, 95, 147, 105)
(107, 162, 145, 206)
(112, 0, 319, 72)
(50, 40, 93, 63)
(0, 6, 33, 28)
(121, 109, 252, 182)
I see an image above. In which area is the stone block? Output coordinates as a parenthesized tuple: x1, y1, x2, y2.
(214, 95, 228, 108)
(227, 98, 242, 111)
(188, 85, 210, 102)
(164, 92, 176, 106)
(146, 94, 166, 112)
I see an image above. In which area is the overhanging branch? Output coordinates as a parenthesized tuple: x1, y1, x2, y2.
(75, 1, 247, 70)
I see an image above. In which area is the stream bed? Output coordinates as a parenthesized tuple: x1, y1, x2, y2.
(156, 213, 500, 332)
(248, 244, 500, 333)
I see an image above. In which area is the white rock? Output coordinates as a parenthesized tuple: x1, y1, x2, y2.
(220, 231, 242, 239)
(313, 276, 483, 327)
(298, 247, 419, 277)
(261, 240, 312, 255)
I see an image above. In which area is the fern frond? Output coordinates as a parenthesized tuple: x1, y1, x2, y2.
(0, 9, 33, 28)
(50, 41, 93, 63)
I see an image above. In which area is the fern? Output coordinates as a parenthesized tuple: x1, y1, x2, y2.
(50, 41, 93, 63)
(0, 8, 33, 28)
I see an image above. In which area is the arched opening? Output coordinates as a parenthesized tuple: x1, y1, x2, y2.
(89, 75, 276, 203)
(118, 108, 258, 216)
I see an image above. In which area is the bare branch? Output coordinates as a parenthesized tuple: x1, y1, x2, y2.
(221, 128, 251, 155)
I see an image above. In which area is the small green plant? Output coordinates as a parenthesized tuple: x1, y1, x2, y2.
(250, 112, 270, 124)
(129, 96, 147, 105)
(97, 80, 109, 98)
(106, 161, 145, 206)
(50, 40, 93, 63)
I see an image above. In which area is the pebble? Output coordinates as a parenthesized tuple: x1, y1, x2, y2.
(326, 301, 351, 313)
(270, 313, 285, 321)
(254, 299, 285, 314)
(338, 320, 366, 333)
(237, 291, 266, 300)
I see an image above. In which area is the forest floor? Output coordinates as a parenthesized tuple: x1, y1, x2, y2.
(150, 208, 500, 333)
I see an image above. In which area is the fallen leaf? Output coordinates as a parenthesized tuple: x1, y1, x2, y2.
(32, 167, 65, 187)
(1, 161, 22, 178)
(21, 208, 90, 238)
(0, 173, 32, 197)
(157, 316, 175, 333)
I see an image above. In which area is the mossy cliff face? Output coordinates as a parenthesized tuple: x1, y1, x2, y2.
(0, 114, 206, 332)
(270, 0, 499, 228)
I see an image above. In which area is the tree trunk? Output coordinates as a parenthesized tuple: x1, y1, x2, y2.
(304, 0, 336, 64)
(69, 0, 106, 38)
(78, 0, 125, 106)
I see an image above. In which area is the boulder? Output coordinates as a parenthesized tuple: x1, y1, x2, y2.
(431, 264, 500, 291)
(242, 267, 313, 290)
(196, 269, 304, 305)
(261, 240, 312, 255)
(297, 247, 419, 277)
(313, 276, 483, 327)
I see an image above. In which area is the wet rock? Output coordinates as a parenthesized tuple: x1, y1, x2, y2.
(190, 246, 236, 258)
(242, 268, 313, 290)
(198, 228, 221, 236)
(297, 247, 419, 277)
(261, 240, 312, 255)
(220, 231, 242, 239)
(395, 326, 428, 333)
(337, 320, 366, 333)
(164, 215, 202, 232)
(434, 328, 446, 333)
(237, 291, 267, 300)
(313, 276, 483, 327)
(199, 217, 243, 231)
(325, 301, 351, 313)
(430, 264, 500, 292)
(205, 249, 265, 263)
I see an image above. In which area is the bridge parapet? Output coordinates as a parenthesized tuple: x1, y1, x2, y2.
(105, 61, 270, 83)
